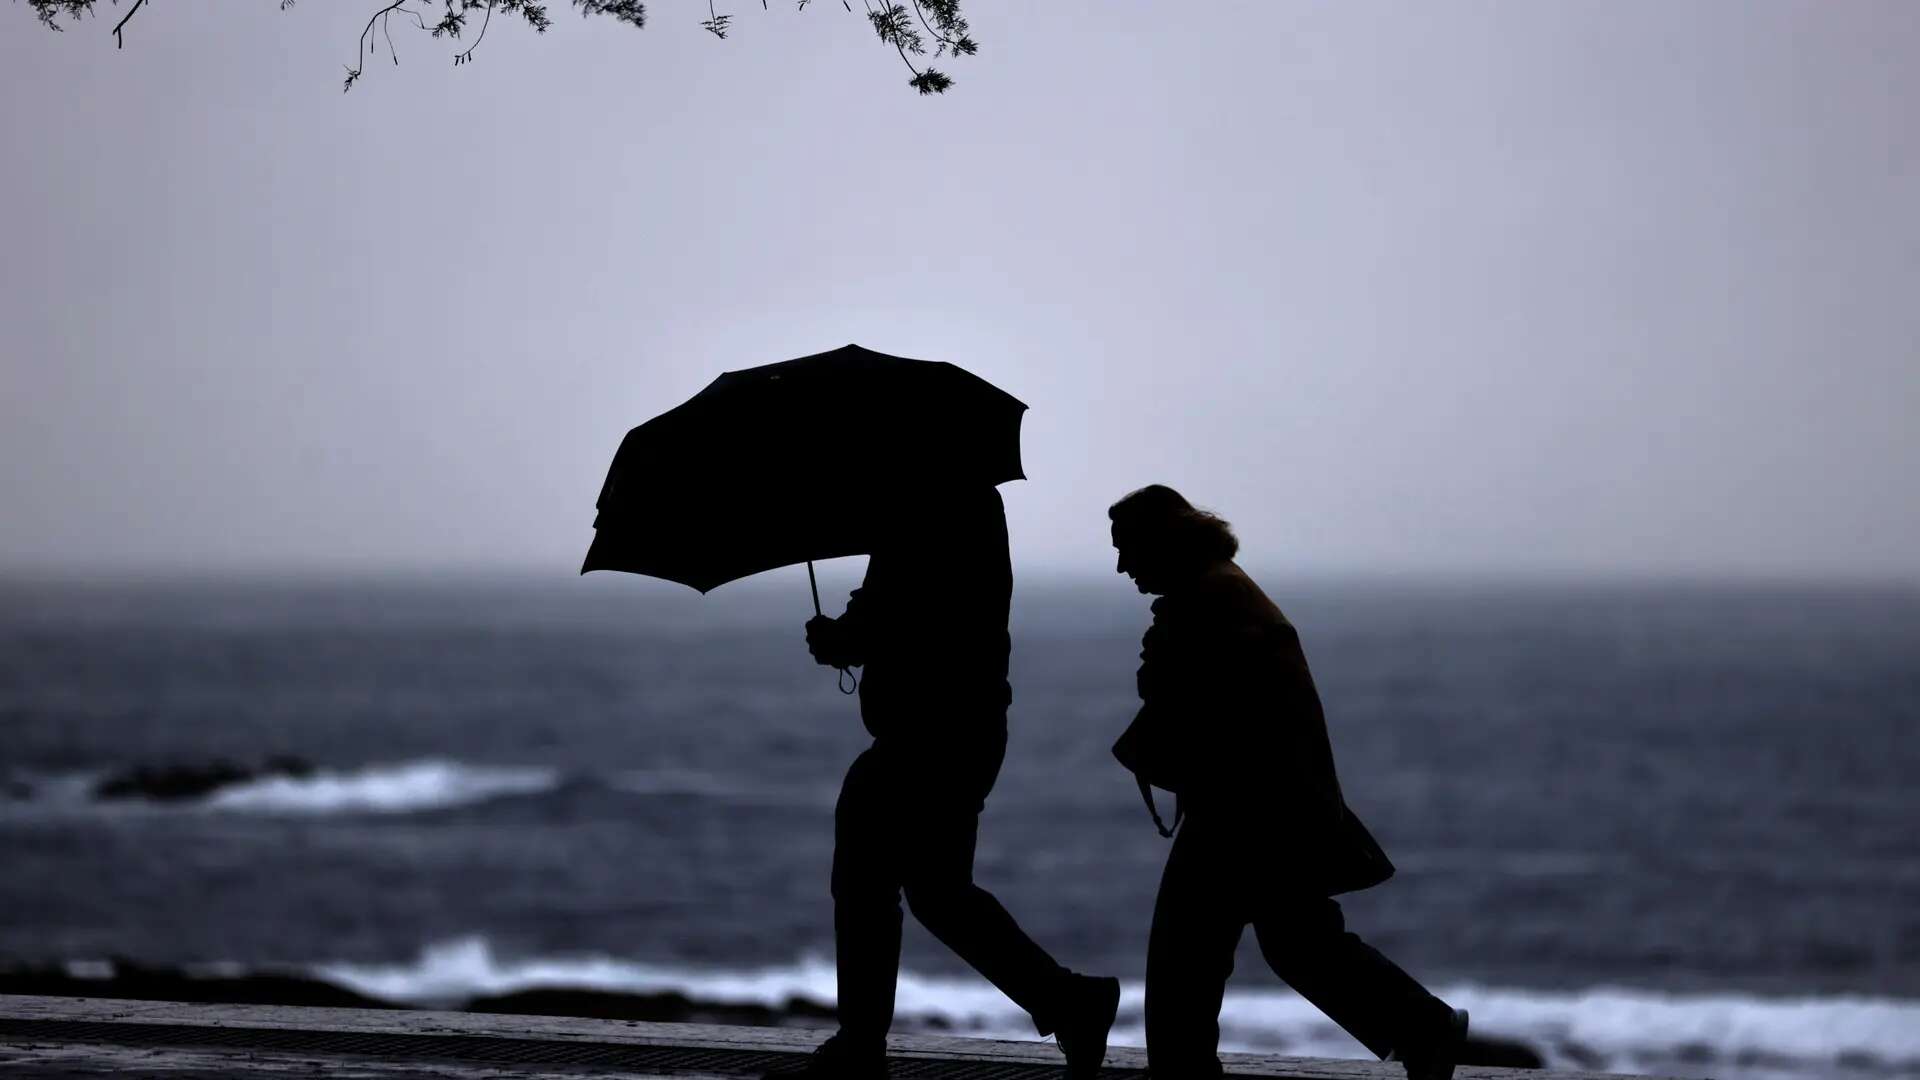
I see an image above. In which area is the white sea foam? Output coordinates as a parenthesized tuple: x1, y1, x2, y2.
(205, 761, 559, 815)
(313, 937, 846, 1008)
(311, 938, 1920, 1078)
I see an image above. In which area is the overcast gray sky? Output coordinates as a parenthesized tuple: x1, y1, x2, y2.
(3, 1, 1916, 583)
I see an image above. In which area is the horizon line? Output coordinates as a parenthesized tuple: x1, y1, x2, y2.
(2, 562, 1916, 593)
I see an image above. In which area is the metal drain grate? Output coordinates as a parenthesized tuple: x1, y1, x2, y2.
(0, 1017, 1146, 1078)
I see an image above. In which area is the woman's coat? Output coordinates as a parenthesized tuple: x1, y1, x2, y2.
(1113, 561, 1395, 895)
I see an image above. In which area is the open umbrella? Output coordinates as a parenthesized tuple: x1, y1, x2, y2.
(580, 344, 1026, 614)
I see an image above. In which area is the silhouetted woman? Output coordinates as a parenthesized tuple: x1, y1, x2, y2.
(1107, 484, 1467, 1080)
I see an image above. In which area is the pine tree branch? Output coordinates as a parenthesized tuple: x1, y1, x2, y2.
(344, 1, 410, 90)
(109, 0, 145, 48)
(453, 0, 494, 65)
(22, 0, 970, 94)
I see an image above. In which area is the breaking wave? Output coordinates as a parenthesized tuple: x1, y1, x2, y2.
(311, 938, 1920, 1078)
(3, 760, 831, 818)
(204, 761, 560, 815)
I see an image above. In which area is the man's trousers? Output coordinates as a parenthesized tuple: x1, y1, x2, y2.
(831, 730, 1072, 1045)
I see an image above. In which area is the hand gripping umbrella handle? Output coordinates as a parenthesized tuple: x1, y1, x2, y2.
(806, 561, 858, 695)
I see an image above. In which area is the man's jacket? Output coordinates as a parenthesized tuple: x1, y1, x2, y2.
(829, 487, 1014, 744)
(1113, 560, 1394, 895)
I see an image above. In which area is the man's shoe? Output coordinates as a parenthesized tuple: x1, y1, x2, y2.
(761, 1033, 889, 1080)
(1390, 1007, 1468, 1080)
(1053, 974, 1121, 1080)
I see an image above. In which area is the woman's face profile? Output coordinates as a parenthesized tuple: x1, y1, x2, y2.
(1111, 522, 1164, 595)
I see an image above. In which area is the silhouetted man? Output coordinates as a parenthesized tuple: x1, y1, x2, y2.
(779, 483, 1119, 1080)
(1108, 484, 1468, 1080)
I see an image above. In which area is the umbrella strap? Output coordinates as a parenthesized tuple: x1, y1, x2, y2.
(838, 666, 859, 695)
(1137, 774, 1182, 838)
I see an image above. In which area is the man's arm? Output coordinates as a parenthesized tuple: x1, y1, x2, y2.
(805, 586, 874, 668)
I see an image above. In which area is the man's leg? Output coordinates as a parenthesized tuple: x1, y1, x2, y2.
(1251, 893, 1452, 1060)
(830, 746, 905, 1051)
(1144, 821, 1246, 1079)
(892, 735, 1077, 1034)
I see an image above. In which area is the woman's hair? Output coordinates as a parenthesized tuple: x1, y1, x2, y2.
(1107, 484, 1239, 563)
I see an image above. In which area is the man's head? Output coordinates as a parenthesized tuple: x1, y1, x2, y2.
(1107, 484, 1238, 595)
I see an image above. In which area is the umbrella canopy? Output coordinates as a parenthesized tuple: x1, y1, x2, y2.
(581, 344, 1027, 593)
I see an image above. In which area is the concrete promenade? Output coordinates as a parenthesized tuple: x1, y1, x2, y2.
(0, 995, 1670, 1079)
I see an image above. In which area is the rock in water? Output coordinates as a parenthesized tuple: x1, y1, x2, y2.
(93, 757, 315, 802)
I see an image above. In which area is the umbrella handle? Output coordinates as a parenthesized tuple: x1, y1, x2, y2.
(806, 561, 857, 695)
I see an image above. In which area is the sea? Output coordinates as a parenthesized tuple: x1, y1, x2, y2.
(2, 572, 1917, 1080)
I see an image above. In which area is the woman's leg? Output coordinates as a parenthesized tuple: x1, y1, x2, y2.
(1144, 820, 1245, 1079)
(1251, 893, 1451, 1060)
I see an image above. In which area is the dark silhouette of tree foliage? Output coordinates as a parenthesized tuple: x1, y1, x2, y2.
(21, 0, 977, 93)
